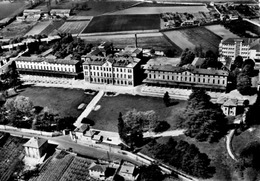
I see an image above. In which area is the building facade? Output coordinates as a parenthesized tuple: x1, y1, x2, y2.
(82, 56, 142, 86)
(143, 60, 229, 92)
(15, 56, 82, 78)
(219, 38, 260, 60)
(23, 137, 48, 159)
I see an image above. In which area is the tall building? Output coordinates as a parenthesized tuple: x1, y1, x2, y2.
(82, 56, 142, 87)
(219, 38, 260, 60)
(143, 58, 229, 92)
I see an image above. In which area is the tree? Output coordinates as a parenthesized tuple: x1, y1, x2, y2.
(179, 48, 195, 67)
(118, 112, 125, 141)
(163, 48, 176, 57)
(56, 117, 76, 131)
(139, 164, 164, 181)
(234, 56, 243, 68)
(163, 91, 170, 107)
(237, 72, 253, 95)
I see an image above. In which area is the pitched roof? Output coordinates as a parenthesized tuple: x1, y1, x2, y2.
(89, 162, 107, 173)
(75, 124, 89, 133)
(223, 98, 238, 106)
(192, 57, 205, 67)
(23, 137, 47, 148)
(119, 162, 135, 175)
(16, 56, 79, 65)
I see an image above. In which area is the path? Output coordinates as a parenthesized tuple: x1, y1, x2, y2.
(74, 90, 104, 128)
(226, 129, 238, 161)
(143, 129, 185, 138)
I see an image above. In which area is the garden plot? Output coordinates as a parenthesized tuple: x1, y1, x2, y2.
(58, 21, 90, 35)
(205, 24, 240, 40)
(25, 21, 52, 36)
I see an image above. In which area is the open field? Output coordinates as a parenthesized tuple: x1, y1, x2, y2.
(163, 27, 222, 52)
(25, 21, 52, 36)
(82, 33, 179, 51)
(82, 14, 160, 34)
(0, 20, 37, 38)
(0, 134, 28, 181)
(34, 0, 137, 16)
(141, 135, 236, 181)
(0, 0, 28, 20)
(19, 86, 94, 118)
(58, 21, 90, 35)
(153, 0, 256, 3)
(108, 5, 209, 15)
(205, 24, 240, 40)
(87, 94, 187, 132)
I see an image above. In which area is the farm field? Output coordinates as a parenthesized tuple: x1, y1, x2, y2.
(0, 20, 37, 38)
(19, 86, 94, 118)
(205, 24, 240, 40)
(39, 20, 65, 36)
(58, 21, 90, 35)
(0, 0, 28, 20)
(0, 134, 28, 181)
(81, 33, 180, 52)
(108, 5, 209, 15)
(86, 94, 187, 132)
(163, 27, 222, 53)
(82, 14, 160, 34)
(25, 21, 52, 36)
(154, 0, 255, 2)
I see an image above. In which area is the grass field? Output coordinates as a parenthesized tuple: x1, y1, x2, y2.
(19, 86, 94, 118)
(205, 24, 240, 40)
(58, 21, 90, 34)
(82, 14, 160, 34)
(87, 94, 187, 132)
(108, 6, 209, 15)
(39, 20, 65, 36)
(25, 21, 52, 36)
(0, 0, 28, 20)
(81, 33, 179, 52)
(163, 27, 222, 52)
(141, 135, 236, 181)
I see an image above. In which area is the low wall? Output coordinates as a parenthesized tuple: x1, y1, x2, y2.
(0, 125, 60, 137)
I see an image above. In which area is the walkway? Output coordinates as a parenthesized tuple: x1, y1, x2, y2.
(74, 90, 104, 128)
(226, 129, 238, 161)
(143, 129, 185, 138)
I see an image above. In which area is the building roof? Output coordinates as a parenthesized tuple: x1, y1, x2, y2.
(145, 57, 181, 67)
(119, 162, 136, 175)
(192, 57, 205, 67)
(50, 9, 71, 14)
(98, 42, 112, 52)
(16, 56, 79, 65)
(223, 98, 238, 106)
(74, 124, 89, 133)
(89, 162, 107, 173)
(92, 134, 102, 141)
(23, 137, 47, 148)
(118, 46, 142, 57)
(222, 38, 257, 45)
(250, 44, 260, 52)
(41, 48, 54, 57)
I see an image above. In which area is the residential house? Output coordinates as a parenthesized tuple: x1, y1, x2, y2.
(23, 137, 48, 159)
(89, 162, 107, 180)
(15, 56, 82, 79)
(50, 9, 71, 18)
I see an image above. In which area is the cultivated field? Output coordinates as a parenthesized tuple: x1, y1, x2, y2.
(81, 33, 179, 52)
(163, 27, 222, 52)
(39, 20, 65, 36)
(0, 135, 28, 181)
(205, 24, 240, 40)
(87, 94, 187, 132)
(19, 86, 94, 118)
(154, 0, 256, 2)
(25, 21, 52, 36)
(0, 20, 37, 38)
(82, 14, 160, 34)
(58, 21, 90, 35)
(108, 5, 209, 15)
(0, 0, 28, 20)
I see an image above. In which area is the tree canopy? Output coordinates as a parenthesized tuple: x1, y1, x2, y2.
(179, 48, 195, 67)
(176, 89, 229, 143)
(139, 164, 164, 181)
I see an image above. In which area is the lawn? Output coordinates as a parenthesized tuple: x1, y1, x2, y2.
(205, 24, 240, 40)
(0, 0, 28, 20)
(19, 86, 94, 118)
(86, 94, 187, 132)
(141, 135, 237, 181)
(163, 27, 222, 53)
(82, 14, 160, 34)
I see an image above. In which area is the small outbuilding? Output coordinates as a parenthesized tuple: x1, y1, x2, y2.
(23, 137, 48, 159)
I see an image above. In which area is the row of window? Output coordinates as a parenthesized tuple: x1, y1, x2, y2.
(84, 65, 132, 73)
(89, 77, 133, 85)
(150, 71, 225, 79)
(84, 71, 132, 79)
(16, 63, 75, 72)
(148, 73, 226, 85)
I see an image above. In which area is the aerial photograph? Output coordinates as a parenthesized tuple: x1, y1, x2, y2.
(0, 0, 260, 180)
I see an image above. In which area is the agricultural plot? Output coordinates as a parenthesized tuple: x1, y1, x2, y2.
(19, 86, 94, 118)
(0, 20, 37, 38)
(0, 135, 28, 181)
(205, 24, 240, 40)
(0, 0, 28, 20)
(81, 33, 179, 52)
(25, 21, 52, 36)
(108, 6, 209, 15)
(82, 14, 160, 34)
(39, 20, 65, 36)
(60, 157, 92, 181)
(87, 94, 187, 132)
(163, 27, 222, 53)
(58, 21, 90, 35)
